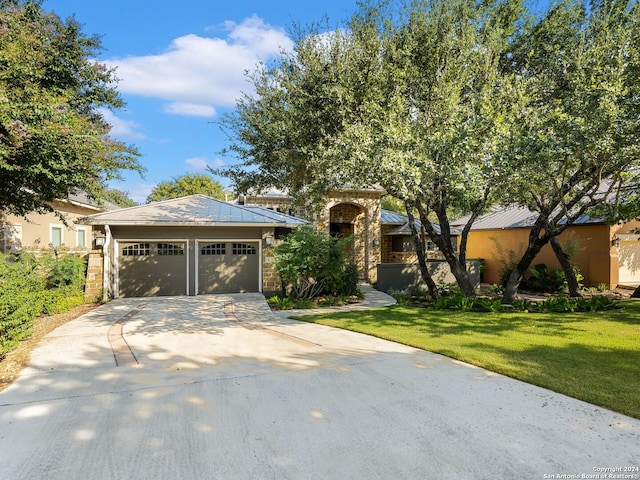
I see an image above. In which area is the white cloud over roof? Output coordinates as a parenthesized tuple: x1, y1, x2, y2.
(105, 16, 293, 117)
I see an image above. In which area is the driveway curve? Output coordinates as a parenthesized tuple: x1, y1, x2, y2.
(0, 293, 638, 480)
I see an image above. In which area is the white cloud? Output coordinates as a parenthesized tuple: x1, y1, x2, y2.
(185, 157, 209, 171)
(164, 102, 216, 117)
(185, 157, 226, 171)
(105, 15, 293, 117)
(100, 108, 146, 140)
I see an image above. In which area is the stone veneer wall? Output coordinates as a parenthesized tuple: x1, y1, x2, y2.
(84, 251, 103, 300)
(316, 190, 383, 283)
(262, 240, 282, 294)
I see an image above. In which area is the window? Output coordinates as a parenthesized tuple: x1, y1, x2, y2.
(201, 243, 226, 255)
(77, 228, 87, 248)
(391, 236, 415, 253)
(122, 243, 150, 256)
(158, 243, 184, 256)
(232, 243, 256, 255)
(50, 225, 63, 247)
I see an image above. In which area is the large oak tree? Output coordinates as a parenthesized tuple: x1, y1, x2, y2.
(0, 0, 141, 217)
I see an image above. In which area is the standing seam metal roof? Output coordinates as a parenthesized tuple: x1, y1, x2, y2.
(80, 195, 309, 226)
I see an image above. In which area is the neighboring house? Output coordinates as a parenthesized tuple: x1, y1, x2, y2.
(1, 191, 119, 254)
(80, 195, 307, 298)
(452, 206, 640, 288)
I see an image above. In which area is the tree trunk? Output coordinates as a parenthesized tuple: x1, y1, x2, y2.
(550, 236, 582, 297)
(502, 224, 551, 303)
(405, 203, 441, 299)
(416, 202, 476, 297)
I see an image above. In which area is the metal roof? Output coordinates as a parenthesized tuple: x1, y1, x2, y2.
(80, 195, 309, 227)
(381, 209, 460, 235)
(451, 205, 603, 231)
(380, 209, 408, 225)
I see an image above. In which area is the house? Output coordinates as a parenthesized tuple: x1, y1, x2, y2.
(241, 189, 475, 292)
(452, 206, 640, 288)
(80, 195, 307, 298)
(1, 191, 119, 254)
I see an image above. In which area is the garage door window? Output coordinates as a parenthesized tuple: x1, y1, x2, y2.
(232, 243, 256, 255)
(201, 243, 226, 255)
(122, 243, 150, 256)
(158, 243, 184, 256)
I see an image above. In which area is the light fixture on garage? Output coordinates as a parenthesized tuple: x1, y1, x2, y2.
(95, 235, 106, 247)
(264, 235, 274, 247)
(611, 237, 620, 248)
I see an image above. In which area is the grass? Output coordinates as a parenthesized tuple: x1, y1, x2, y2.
(293, 300, 640, 419)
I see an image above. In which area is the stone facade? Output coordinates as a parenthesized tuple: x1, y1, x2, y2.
(84, 251, 104, 300)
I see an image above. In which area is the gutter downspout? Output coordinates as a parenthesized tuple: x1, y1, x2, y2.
(102, 225, 111, 302)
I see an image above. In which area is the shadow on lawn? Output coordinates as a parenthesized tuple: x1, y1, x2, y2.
(462, 340, 640, 419)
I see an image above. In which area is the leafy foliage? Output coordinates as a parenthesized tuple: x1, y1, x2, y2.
(272, 226, 360, 299)
(0, 252, 87, 358)
(146, 174, 227, 203)
(0, 1, 142, 216)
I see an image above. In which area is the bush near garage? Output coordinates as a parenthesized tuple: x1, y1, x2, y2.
(0, 252, 88, 358)
(272, 226, 362, 300)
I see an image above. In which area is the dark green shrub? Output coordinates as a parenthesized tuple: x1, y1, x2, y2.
(0, 253, 88, 358)
(273, 226, 361, 299)
(46, 254, 86, 289)
(522, 264, 566, 292)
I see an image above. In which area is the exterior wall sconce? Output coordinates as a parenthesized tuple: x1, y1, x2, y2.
(264, 235, 274, 247)
(372, 238, 380, 247)
(611, 237, 620, 248)
(95, 235, 106, 247)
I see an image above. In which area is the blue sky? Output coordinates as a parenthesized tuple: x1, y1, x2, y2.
(46, 1, 361, 203)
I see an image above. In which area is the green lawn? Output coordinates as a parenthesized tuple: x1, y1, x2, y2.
(293, 300, 640, 419)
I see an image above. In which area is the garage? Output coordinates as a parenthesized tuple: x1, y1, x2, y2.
(617, 234, 640, 286)
(118, 241, 187, 297)
(197, 241, 260, 294)
(80, 195, 307, 298)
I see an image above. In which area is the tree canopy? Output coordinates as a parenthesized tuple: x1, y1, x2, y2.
(146, 173, 228, 203)
(0, 0, 142, 217)
(218, 0, 640, 301)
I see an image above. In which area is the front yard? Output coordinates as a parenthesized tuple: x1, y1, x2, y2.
(294, 300, 640, 419)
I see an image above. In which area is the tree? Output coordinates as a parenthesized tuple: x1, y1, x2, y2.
(0, 0, 142, 217)
(498, 0, 640, 303)
(146, 174, 227, 203)
(219, 0, 523, 298)
(102, 188, 137, 208)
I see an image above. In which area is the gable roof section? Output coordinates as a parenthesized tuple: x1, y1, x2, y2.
(80, 195, 309, 227)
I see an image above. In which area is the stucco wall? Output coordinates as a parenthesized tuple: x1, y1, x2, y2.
(462, 223, 638, 288)
(1, 200, 98, 253)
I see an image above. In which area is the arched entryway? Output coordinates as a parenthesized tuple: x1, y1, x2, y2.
(329, 202, 366, 279)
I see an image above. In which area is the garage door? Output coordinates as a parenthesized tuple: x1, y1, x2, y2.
(119, 242, 187, 297)
(198, 241, 260, 294)
(618, 238, 640, 285)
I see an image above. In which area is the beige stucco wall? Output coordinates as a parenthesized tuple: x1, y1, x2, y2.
(1, 200, 99, 253)
(464, 222, 640, 288)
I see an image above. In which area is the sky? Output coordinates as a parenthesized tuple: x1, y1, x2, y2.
(46, 0, 362, 203)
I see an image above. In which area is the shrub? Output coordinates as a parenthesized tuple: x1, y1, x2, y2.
(273, 226, 361, 299)
(521, 264, 566, 292)
(0, 253, 88, 358)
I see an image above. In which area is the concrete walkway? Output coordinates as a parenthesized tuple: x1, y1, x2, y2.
(0, 289, 638, 480)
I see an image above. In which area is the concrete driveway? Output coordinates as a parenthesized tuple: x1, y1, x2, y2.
(0, 293, 638, 480)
